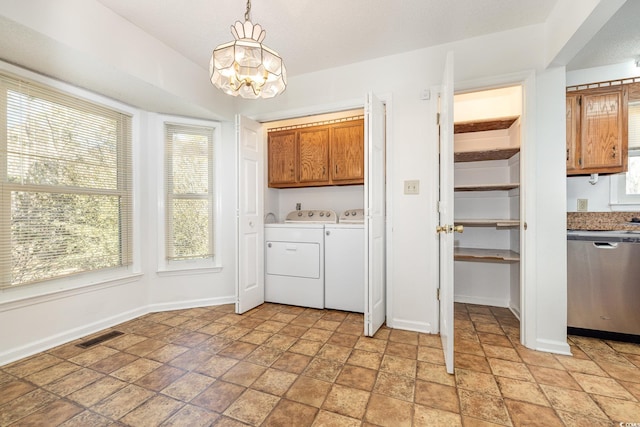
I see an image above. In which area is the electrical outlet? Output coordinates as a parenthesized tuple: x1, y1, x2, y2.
(577, 198, 588, 212)
(404, 180, 420, 195)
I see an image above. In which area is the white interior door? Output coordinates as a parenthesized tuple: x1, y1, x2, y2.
(438, 52, 455, 374)
(364, 92, 386, 336)
(236, 115, 264, 314)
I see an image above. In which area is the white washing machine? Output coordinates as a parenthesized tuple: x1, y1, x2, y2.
(324, 209, 365, 313)
(264, 209, 337, 309)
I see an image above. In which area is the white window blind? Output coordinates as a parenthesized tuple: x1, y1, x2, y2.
(165, 123, 215, 260)
(0, 71, 133, 288)
(626, 101, 640, 195)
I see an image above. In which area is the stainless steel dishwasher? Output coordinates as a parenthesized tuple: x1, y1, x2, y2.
(567, 230, 640, 339)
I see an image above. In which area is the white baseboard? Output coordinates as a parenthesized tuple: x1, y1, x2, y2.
(0, 306, 147, 366)
(454, 294, 509, 308)
(509, 305, 521, 320)
(0, 296, 236, 366)
(388, 318, 434, 334)
(534, 338, 571, 356)
(148, 296, 235, 313)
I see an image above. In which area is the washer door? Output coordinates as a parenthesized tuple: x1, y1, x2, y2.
(265, 241, 320, 279)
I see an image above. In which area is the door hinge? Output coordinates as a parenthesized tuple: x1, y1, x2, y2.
(578, 96, 582, 107)
(437, 112, 441, 126)
(437, 288, 440, 301)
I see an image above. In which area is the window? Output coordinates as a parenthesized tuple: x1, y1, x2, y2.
(0, 72, 133, 289)
(164, 121, 216, 265)
(611, 100, 640, 206)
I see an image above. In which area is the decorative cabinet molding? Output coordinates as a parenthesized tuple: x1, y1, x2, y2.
(566, 85, 628, 175)
(268, 119, 364, 188)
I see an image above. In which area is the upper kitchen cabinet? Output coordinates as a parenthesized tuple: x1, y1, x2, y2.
(268, 118, 364, 188)
(330, 120, 364, 184)
(566, 85, 628, 175)
(298, 127, 330, 184)
(268, 130, 297, 186)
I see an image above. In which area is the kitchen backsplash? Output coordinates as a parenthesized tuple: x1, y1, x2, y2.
(567, 212, 640, 231)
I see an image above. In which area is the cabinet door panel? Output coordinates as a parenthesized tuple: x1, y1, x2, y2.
(331, 120, 364, 182)
(268, 131, 296, 186)
(566, 94, 580, 171)
(299, 127, 329, 183)
(581, 91, 624, 170)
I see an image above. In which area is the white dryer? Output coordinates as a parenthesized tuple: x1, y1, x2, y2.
(324, 209, 365, 313)
(264, 209, 337, 309)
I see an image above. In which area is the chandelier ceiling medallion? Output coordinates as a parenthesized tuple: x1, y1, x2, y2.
(209, 0, 287, 99)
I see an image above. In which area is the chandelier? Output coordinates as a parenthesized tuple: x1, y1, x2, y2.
(209, 0, 287, 99)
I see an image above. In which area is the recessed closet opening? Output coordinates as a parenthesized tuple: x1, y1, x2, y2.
(453, 85, 523, 319)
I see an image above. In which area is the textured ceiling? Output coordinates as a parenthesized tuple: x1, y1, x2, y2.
(96, 0, 560, 77)
(567, 0, 640, 71)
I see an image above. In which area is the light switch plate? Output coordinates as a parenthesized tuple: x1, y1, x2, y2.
(577, 198, 588, 212)
(404, 180, 420, 195)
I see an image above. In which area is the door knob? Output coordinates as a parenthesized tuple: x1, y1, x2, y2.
(453, 225, 464, 233)
(436, 225, 448, 233)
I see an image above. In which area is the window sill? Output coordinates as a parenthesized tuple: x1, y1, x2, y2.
(156, 266, 223, 277)
(609, 203, 640, 212)
(0, 272, 144, 310)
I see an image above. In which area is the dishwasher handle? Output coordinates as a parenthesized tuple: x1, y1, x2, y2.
(593, 242, 618, 249)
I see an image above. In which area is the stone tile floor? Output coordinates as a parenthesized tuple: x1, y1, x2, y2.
(1, 302, 639, 426)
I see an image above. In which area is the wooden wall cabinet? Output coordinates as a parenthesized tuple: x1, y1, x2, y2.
(268, 119, 364, 188)
(566, 86, 628, 175)
(330, 121, 364, 184)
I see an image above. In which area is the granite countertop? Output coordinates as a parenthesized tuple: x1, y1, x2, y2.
(567, 212, 640, 231)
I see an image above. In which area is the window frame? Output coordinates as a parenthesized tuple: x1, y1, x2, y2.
(0, 61, 141, 299)
(156, 115, 222, 274)
(610, 99, 640, 209)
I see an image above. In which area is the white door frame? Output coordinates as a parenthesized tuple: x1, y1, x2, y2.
(250, 95, 395, 327)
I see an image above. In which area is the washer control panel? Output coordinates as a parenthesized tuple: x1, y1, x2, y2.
(339, 208, 365, 224)
(284, 209, 337, 223)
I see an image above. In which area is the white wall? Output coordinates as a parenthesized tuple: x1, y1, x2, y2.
(245, 24, 569, 343)
(0, 1, 592, 362)
(0, 65, 237, 365)
(530, 67, 570, 354)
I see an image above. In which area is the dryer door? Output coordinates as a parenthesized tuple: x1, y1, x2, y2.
(265, 241, 321, 279)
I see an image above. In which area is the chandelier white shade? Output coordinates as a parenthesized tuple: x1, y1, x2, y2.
(210, 2, 287, 99)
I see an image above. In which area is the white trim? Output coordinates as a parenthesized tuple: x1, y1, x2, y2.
(0, 295, 237, 366)
(250, 98, 365, 123)
(610, 174, 640, 208)
(248, 92, 395, 333)
(0, 59, 142, 302)
(390, 318, 434, 334)
(534, 338, 571, 356)
(156, 267, 223, 277)
(454, 294, 510, 308)
(148, 295, 235, 313)
(0, 274, 143, 311)
(155, 114, 223, 273)
(0, 303, 147, 366)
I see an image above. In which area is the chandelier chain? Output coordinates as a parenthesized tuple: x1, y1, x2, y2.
(244, 0, 251, 21)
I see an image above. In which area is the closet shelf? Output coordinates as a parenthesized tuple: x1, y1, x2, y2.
(454, 247, 520, 263)
(454, 183, 519, 192)
(454, 219, 519, 228)
(454, 147, 520, 163)
(454, 116, 519, 134)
